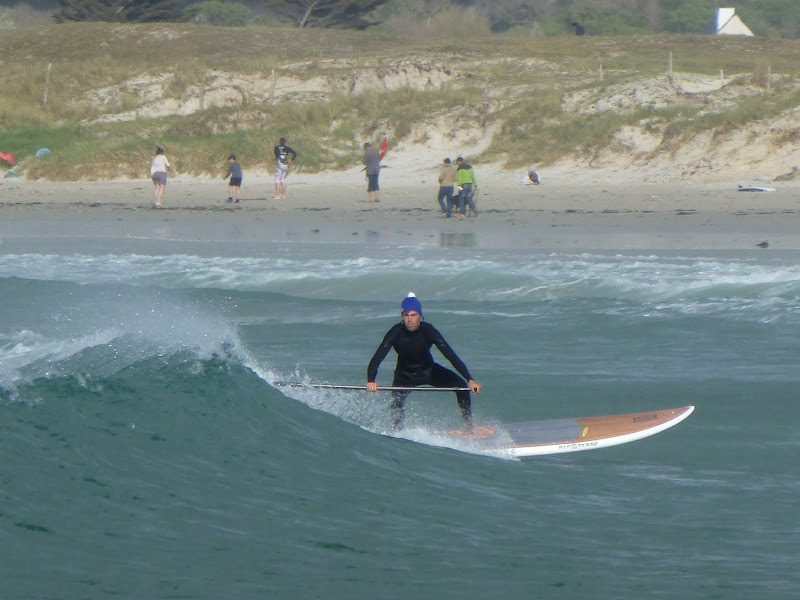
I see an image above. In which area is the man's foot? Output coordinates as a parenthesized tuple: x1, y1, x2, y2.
(235, 198, 240, 203)
(227, 197, 233, 203)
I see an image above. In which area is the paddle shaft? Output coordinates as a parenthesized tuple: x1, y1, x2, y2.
(275, 382, 471, 392)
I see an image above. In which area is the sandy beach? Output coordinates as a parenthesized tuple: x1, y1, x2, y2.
(4, 21, 800, 253)
(2, 164, 800, 250)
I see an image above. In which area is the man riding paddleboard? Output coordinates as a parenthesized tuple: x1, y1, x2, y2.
(367, 293, 481, 431)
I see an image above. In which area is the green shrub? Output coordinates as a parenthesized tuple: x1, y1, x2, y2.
(0, 7, 14, 30)
(181, 1, 251, 27)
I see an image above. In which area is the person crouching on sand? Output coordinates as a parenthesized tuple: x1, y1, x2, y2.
(224, 154, 243, 203)
(150, 146, 173, 208)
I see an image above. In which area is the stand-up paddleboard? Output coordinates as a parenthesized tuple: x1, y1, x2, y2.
(273, 383, 693, 457)
(449, 406, 694, 457)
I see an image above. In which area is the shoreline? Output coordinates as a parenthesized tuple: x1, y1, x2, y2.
(2, 175, 799, 250)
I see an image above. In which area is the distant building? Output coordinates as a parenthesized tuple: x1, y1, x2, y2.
(714, 8, 754, 36)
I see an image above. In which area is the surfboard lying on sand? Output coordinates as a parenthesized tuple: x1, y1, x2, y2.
(738, 184, 775, 192)
(449, 406, 694, 457)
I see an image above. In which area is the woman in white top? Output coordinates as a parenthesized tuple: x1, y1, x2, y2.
(149, 146, 173, 207)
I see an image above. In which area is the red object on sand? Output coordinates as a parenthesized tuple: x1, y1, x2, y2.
(379, 136, 387, 160)
(0, 152, 14, 165)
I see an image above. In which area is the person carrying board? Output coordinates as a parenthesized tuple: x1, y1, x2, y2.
(367, 293, 481, 431)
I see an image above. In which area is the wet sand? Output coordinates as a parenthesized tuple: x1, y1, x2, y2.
(1, 173, 799, 250)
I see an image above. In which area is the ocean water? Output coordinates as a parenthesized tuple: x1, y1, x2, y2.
(1, 226, 798, 599)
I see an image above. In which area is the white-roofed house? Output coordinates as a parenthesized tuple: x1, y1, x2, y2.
(715, 7, 754, 36)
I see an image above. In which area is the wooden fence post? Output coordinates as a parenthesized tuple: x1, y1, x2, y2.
(766, 65, 771, 94)
(42, 63, 51, 111)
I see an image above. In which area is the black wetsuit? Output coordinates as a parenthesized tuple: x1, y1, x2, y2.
(367, 321, 473, 426)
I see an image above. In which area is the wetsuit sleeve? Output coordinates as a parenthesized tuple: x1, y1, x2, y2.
(428, 324, 473, 381)
(367, 325, 399, 381)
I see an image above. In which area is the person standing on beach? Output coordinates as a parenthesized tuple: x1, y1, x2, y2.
(437, 157, 458, 217)
(455, 157, 478, 218)
(366, 293, 481, 431)
(150, 146, 173, 208)
(224, 154, 243, 203)
(273, 137, 297, 200)
(363, 142, 381, 203)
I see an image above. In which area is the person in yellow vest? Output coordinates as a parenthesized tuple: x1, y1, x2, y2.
(455, 157, 478, 218)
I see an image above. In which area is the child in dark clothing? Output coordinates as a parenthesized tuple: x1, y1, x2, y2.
(224, 154, 243, 203)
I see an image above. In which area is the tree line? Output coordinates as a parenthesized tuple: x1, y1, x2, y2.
(3, 0, 796, 38)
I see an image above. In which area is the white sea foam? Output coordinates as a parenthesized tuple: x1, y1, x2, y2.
(0, 328, 121, 390)
(0, 282, 245, 394)
(5, 250, 800, 305)
(5, 246, 800, 396)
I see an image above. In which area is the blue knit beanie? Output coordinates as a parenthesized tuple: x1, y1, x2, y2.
(400, 292, 422, 315)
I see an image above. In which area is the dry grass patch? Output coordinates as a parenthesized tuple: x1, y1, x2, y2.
(3, 23, 800, 179)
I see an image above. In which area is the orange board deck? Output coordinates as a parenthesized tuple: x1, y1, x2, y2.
(446, 406, 694, 456)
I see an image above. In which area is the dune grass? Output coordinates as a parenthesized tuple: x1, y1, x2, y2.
(1, 23, 799, 179)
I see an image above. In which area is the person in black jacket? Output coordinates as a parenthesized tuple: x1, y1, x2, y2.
(273, 137, 297, 200)
(367, 293, 481, 430)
